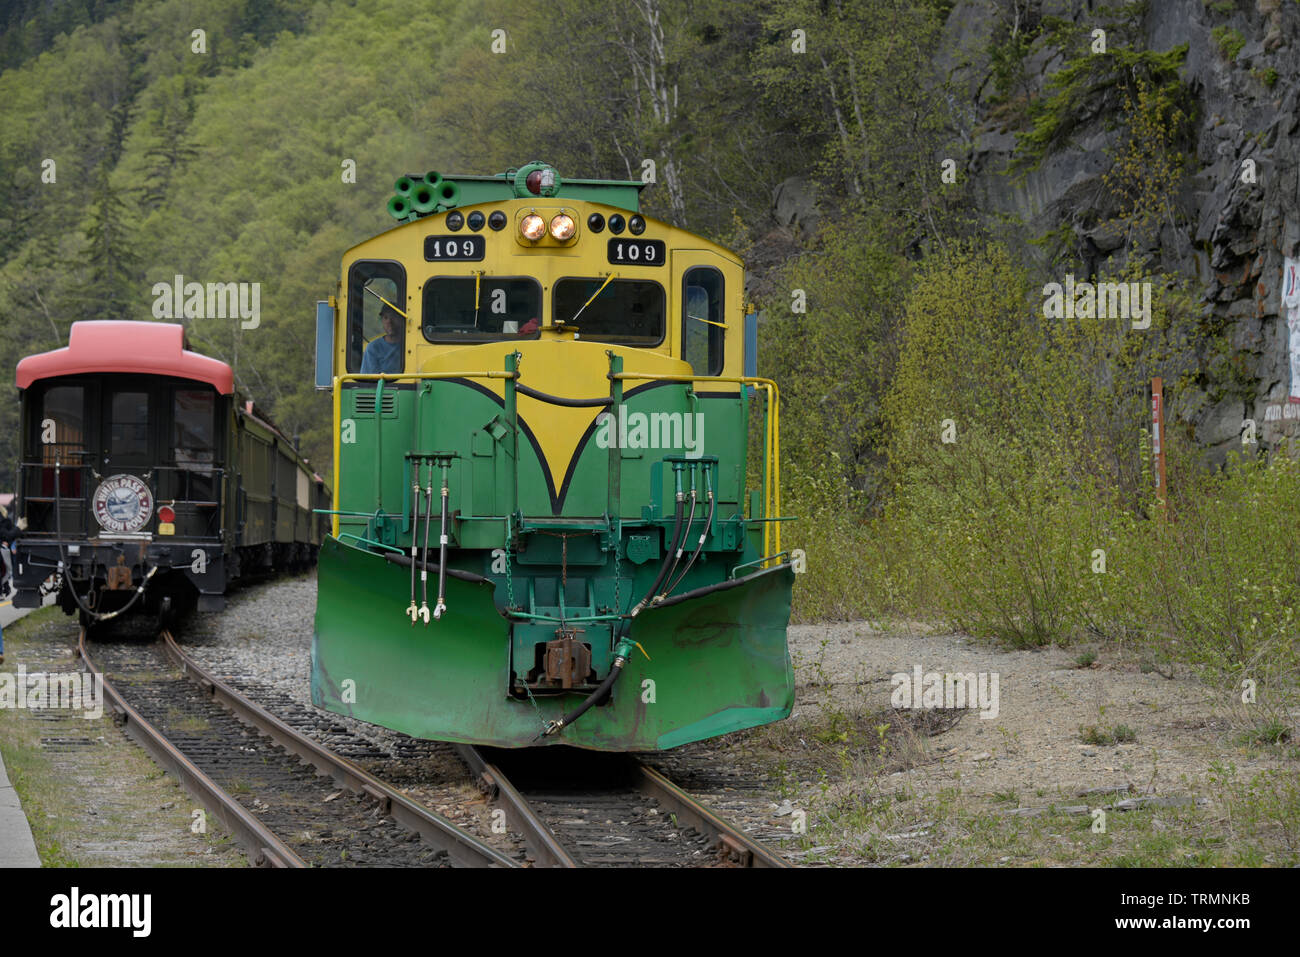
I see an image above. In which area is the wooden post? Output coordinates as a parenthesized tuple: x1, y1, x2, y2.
(1151, 377, 1167, 513)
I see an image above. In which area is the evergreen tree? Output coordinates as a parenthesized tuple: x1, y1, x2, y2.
(74, 160, 141, 321)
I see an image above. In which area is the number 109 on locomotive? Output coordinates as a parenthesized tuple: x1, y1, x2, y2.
(607, 238, 664, 265)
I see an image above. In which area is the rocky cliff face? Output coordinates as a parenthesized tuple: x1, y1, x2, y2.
(942, 0, 1300, 458)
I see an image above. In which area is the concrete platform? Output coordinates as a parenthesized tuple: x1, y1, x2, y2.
(1, 598, 22, 629)
(0, 748, 41, 867)
(1, 597, 43, 867)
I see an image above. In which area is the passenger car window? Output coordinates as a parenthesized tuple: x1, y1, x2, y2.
(38, 385, 85, 464)
(173, 390, 216, 465)
(110, 391, 150, 458)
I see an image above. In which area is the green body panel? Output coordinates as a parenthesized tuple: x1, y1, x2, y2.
(312, 536, 794, 751)
(337, 382, 747, 526)
(433, 177, 643, 211)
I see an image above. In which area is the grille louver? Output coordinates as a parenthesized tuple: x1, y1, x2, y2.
(354, 392, 396, 416)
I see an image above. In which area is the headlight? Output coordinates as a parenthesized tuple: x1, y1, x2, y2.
(549, 213, 575, 241)
(520, 214, 546, 241)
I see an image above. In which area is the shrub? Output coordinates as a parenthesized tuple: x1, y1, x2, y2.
(1211, 26, 1245, 60)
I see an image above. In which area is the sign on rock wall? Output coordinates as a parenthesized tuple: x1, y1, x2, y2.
(1286, 258, 1300, 402)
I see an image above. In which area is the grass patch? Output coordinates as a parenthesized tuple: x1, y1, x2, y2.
(166, 711, 212, 734)
(730, 641, 941, 793)
(0, 736, 83, 866)
(1079, 724, 1138, 746)
(4, 603, 64, 640)
(1237, 719, 1291, 747)
(1112, 724, 1137, 743)
(791, 777, 1297, 866)
(1208, 763, 1300, 864)
(1212, 25, 1245, 60)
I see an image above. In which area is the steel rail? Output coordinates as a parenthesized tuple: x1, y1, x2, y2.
(79, 629, 306, 869)
(632, 760, 790, 868)
(454, 744, 578, 868)
(160, 631, 518, 868)
(457, 744, 789, 868)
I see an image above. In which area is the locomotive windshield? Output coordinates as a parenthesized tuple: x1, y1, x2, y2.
(682, 266, 725, 377)
(552, 278, 664, 346)
(421, 277, 542, 342)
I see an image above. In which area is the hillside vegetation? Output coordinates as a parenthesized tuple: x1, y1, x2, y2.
(2, 0, 1297, 696)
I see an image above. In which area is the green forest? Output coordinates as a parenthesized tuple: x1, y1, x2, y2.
(2, 0, 1298, 689)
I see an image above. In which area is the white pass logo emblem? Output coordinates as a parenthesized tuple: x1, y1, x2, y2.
(92, 475, 154, 532)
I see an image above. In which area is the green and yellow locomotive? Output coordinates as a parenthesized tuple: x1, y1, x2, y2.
(312, 162, 796, 751)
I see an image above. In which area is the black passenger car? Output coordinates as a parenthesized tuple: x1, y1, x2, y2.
(11, 321, 327, 623)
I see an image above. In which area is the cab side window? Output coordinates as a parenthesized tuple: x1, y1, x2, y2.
(347, 260, 407, 374)
(682, 267, 724, 376)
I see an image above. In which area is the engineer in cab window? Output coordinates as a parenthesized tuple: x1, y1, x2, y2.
(362, 304, 403, 374)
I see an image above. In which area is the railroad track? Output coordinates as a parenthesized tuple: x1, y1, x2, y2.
(456, 744, 790, 868)
(81, 627, 515, 868)
(171, 659, 785, 868)
(81, 611, 788, 869)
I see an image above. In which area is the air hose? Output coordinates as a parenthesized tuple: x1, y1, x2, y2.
(541, 621, 632, 738)
(627, 479, 686, 620)
(419, 459, 434, 623)
(657, 469, 698, 601)
(407, 465, 422, 622)
(663, 465, 715, 597)
(433, 458, 450, 620)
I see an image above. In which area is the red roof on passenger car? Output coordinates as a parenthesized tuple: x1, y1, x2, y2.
(15, 321, 234, 394)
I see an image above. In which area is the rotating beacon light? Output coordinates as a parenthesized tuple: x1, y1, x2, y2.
(525, 167, 556, 195)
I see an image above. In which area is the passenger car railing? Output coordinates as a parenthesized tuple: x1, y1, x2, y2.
(17, 461, 226, 540)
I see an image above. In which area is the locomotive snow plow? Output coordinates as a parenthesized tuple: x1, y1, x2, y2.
(312, 535, 794, 750)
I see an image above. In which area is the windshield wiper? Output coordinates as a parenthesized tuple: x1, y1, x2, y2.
(561, 273, 618, 329)
(363, 282, 407, 318)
